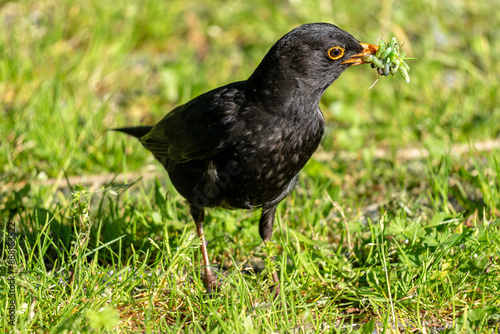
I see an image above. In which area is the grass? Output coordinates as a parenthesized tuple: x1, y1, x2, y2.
(1, 0, 500, 332)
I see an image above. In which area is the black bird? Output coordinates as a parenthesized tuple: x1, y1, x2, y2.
(115, 23, 377, 294)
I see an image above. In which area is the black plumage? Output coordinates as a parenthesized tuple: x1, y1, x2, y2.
(115, 23, 377, 294)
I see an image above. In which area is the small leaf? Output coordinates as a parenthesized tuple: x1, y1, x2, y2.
(359, 319, 376, 334)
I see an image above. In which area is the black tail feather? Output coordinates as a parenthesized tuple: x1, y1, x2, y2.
(113, 126, 153, 139)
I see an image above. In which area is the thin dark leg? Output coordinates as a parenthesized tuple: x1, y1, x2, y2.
(191, 206, 218, 293)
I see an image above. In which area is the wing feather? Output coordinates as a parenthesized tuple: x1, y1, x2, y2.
(140, 81, 246, 163)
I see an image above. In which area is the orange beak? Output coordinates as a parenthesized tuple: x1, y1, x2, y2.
(342, 42, 379, 66)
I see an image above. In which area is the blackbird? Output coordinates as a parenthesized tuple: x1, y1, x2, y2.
(115, 23, 377, 294)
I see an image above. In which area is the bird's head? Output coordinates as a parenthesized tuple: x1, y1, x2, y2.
(248, 23, 378, 103)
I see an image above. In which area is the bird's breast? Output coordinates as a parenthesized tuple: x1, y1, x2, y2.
(215, 108, 325, 207)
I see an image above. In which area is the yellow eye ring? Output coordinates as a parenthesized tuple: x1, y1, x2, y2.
(327, 46, 345, 60)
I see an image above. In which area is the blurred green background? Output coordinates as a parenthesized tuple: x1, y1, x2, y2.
(2, 0, 499, 182)
(2, 0, 500, 331)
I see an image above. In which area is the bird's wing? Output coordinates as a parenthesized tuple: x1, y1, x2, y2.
(140, 82, 246, 163)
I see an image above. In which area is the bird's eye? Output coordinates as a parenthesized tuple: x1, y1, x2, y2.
(327, 46, 345, 60)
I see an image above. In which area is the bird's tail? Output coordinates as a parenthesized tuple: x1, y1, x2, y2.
(113, 126, 153, 139)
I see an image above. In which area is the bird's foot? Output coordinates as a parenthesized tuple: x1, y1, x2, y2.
(203, 271, 222, 298)
(204, 282, 222, 299)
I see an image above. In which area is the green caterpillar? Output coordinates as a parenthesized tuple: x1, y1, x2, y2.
(365, 37, 411, 83)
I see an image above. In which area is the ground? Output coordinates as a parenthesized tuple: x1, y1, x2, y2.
(1, 0, 500, 332)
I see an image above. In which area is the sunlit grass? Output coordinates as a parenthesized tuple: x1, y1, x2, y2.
(1, 0, 500, 332)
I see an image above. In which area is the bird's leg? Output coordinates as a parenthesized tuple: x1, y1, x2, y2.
(191, 206, 218, 293)
(259, 205, 280, 298)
